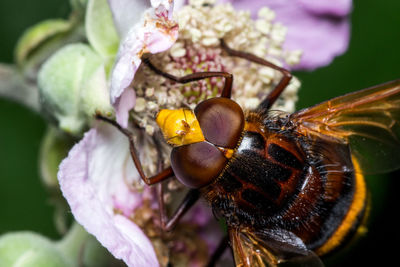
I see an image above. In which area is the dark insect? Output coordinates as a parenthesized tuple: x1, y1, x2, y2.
(98, 39, 400, 267)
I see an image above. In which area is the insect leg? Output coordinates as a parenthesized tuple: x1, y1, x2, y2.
(142, 55, 233, 98)
(220, 39, 293, 109)
(96, 114, 174, 185)
(162, 189, 201, 231)
(206, 235, 229, 267)
(97, 115, 201, 229)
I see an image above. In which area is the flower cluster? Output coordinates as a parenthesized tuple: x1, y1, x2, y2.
(0, 0, 352, 266)
(130, 1, 302, 136)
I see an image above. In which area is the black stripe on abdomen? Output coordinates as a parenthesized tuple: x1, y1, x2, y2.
(227, 151, 283, 200)
(267, 143, 303, 170)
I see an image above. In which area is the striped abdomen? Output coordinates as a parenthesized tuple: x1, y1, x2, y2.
(202, 112, 368, 256)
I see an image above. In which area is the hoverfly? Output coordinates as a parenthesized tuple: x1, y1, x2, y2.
(98, 39, 400, 267)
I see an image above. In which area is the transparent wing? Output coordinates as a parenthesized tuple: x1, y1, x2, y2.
(291, 79, 400, 174)
(229, 227, 324, 267)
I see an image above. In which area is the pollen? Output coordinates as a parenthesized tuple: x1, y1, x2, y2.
(130, 0, 302, 134)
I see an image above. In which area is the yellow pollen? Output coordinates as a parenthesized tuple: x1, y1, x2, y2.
(156, 109, 205, 146)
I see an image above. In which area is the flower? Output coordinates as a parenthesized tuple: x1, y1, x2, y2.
(59, 124, 159, 266)
(56, 0, 352, 266)
(109, 0, 179, 128)
(59, 122, 213, 266)
(111, 0, 303, 130)
(220, 0, 352, 70)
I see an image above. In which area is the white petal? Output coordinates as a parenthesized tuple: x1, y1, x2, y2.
(108, 0, 150, 38)
(109, 1, 178, 127)
(114, 87, 136, 128)
(58, 124, 158, 266)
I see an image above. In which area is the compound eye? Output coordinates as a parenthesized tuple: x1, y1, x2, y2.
(171, 142, 227, 188)
(194, 97, 244, 148)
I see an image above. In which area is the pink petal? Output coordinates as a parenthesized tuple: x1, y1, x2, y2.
(221, 0, 352, 70)
(185, 203, 223, 253)
(184, 202, 212, 227)
(58, 125, 158, 267)
(109, 1, 178, 127)
(299, 0, 352, 17)
(151, 0, 175, 19)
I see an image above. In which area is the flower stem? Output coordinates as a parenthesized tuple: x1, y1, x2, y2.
(56, 222, 89, 265)
(0, 64, 39, 112)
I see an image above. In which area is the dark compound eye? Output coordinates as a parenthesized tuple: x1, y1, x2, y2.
(194, 97, 244, 149)
(171, 141, 227, 188)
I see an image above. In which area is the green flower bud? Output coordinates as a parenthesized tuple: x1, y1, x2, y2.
(14, 19, 85, 80)
(80, 64, 114, 117)
(0, 232, 71, 267)
(86, 0, 119, 58)
(81, 235, 124, 267)
(56, 223, 123, 267)
(39, 127, 75, 234)
(39, 127, 74, 189)
(38, 43, 113, 135)
(70, 0, 88, 13)
(15, 19, 72, 67)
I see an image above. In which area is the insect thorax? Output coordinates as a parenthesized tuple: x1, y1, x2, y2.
(201, 110, 367, 254)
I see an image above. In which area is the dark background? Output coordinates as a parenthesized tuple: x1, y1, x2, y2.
(0, 0, 399, 266)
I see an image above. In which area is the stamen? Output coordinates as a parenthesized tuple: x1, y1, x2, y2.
(130, 1, 302, 134)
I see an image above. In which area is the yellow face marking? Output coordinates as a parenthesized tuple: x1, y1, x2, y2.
(156, 109, 205, 146)
(315, 157, 367, 255)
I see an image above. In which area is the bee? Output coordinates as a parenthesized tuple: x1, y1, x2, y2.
(98, 40, 400, 267)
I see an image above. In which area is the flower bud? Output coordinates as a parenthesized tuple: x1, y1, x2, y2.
(85, 0, 119, 58)
(15, 19, 72, 67)
(38, 43, 113, 135)
(0, 232, 70, 267)
(14, 19, 83, 81)
(70, 0, 88, 13)
(39, 127, 74, 190)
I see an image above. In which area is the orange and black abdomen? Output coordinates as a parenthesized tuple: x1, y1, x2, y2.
(202, 111, 368, 256)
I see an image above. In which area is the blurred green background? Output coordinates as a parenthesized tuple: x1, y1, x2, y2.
(0, 0, 399, 266)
